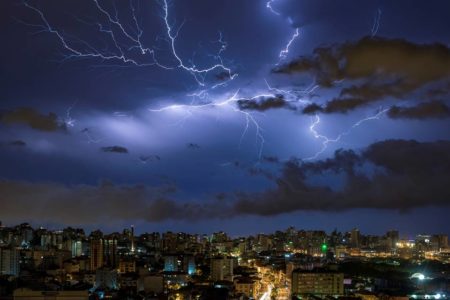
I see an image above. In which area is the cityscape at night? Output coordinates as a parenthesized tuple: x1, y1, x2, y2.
(0, 223, 450, 299)
(0, 0, 449, 299)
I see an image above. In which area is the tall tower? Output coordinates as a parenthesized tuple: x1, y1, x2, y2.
(350, 228, 360, 248)
(90, 238, 118, 270)
(90, 239, 104, 271)
(103, 238, 118, 268)
(130, 225, 135, 253)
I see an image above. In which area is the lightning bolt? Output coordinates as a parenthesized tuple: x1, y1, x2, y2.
(266, 0, 300, 63)
(23, 0, 391, 163)
(148, 76, 320, 160)
(22, 0, 236, 87)
(371, 8, 382, 37)
(278, 27, 299, 61)
(149, 90, 268, 159)
(306, 108, 389, 160)
(264, 78, 318, 106)
(266, 0, 281, 16)
(160, 0, 236, 86)
(22, 1, 160, 67)
(61, 101, 77, 128)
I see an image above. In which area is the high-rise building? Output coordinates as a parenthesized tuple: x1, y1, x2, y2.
(211, 231, 228, 243)
(163, 254, 196, 275)
(386, 230, 399, 250)
(0, 246, 20, 276)
(51, 231, 64, 250)
(184, 255, 196, 275)
(164, 255, 177, 272)
(350, 228, 360, 248)
(18, 223, 33, 246)
(210, 257, 235, 281)
(291, 269, 344, 297)
(71, 240, 83, 257)
(90, 239, 103, 271)
(103, 238, 118, 268)
(433, 234, 448, 250)
(162, 232, 178, 252)
(89, 237, 118, 271)
(130, 225, 135, 253)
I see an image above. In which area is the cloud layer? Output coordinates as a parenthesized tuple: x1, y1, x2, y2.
(276, 37, 450, 115)
(235, 139, 450, 215)
(1, 140, 449, 224)
(387, 101, 450, 119)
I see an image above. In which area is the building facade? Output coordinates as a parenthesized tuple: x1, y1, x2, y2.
(0, 247, 19, 276)
(292, 270, 344, 297)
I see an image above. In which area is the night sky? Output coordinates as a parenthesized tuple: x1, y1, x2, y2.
(1, 0, 449, 236)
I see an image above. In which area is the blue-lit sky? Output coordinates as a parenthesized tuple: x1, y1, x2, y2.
(0, 0, 449, 237)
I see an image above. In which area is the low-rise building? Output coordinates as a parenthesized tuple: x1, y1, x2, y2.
(292, 269, 344, 297)
(234, 277, 259, 299)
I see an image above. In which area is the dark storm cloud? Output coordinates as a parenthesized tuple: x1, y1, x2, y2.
(100, 146, 129, 154)
(324, 97, 375, 113)
(237, 95, 293, 112)
(425, 83, 450, 99)
(233, 140, 450, 215)
(0, 108, 65, 131)
(0, 181, 229, 224)
(246, 166, 276, 181)
(302, 103, 323, 114)
(275, 37, 450, 112)
(1, 140, 449, 223)
(387, 101, 450, 119)
(302, 97, 373, 114)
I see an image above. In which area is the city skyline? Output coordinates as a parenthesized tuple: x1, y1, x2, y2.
(0, 222, 449, 243)
(0, 218, 449, 299)
(0, 0, 449, 235)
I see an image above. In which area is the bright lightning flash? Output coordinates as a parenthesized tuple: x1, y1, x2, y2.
(23, 0, 391, 163)
(23, 0, 236, 87)
(306, 108, 389, 160)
